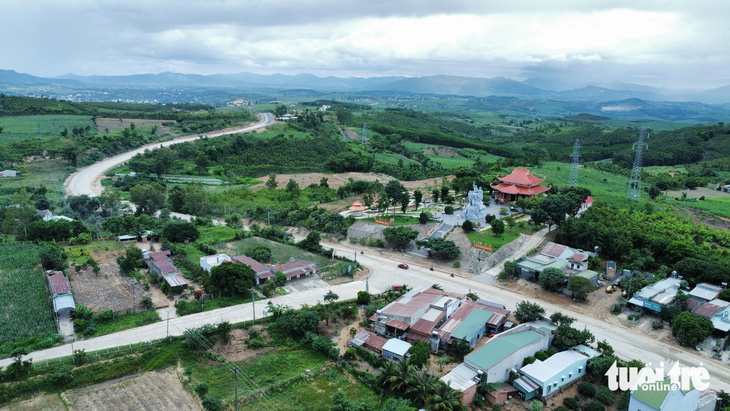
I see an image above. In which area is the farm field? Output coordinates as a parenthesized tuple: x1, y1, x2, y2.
(0, 115, 96, 143)
(402, 141, 503, 167)
(69, 249, 139, 312)
(95, 117, 171, 134)
(228, 237, 331, 268)
(0, 243, 56, 346)
(663, 189, 730, 219)
(0, 160, 67, 204)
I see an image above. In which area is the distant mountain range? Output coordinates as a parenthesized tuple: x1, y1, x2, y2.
(2, 68, 730, 104)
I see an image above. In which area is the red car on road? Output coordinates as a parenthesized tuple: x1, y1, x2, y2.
(398, 263, 409, 269)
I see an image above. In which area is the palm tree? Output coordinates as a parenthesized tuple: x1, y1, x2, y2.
(378, 360, 399, 390)
(386, 359, 414, 392)
(406, 367, 437, 406)
(429, 381, 465, 411)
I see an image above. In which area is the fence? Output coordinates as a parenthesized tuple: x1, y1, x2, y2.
(31, 338, 169, 371)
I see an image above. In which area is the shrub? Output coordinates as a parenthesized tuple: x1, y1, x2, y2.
(529, 400, 543, 411)
(534, 351, 548, 361)
(444, 205, 454, 214)
(357, 291, 371, 305)
(563, 397, 579, 410)
(586, 401, 606, 411)
(195, 383, 209, 399)
(202, 397, 223, 411)
(596, 386, 615, 405)
(554, 407, 570, 411)
(523, 356, 536, 365)
(578, 381, 596, 397)
(344, 348, 356, 359)
(452, 260, 461, 268)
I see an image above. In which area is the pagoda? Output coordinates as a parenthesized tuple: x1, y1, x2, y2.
(491, 168, 549, 203)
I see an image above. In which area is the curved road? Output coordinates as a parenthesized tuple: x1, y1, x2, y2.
(64, 113, 274, 197)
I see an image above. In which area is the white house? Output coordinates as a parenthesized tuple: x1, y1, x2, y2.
(0, 170, 18, 177)
(382, 338, 411, 362)
(199, 253, 232, 273)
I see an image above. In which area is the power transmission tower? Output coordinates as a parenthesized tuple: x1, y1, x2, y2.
(568, 139, 582, 186)
(627, 128, 649, 202)
(361, 123, 367, 145)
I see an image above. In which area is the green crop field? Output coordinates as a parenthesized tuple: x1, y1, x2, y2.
(0, 115, 96, 143)
(0, 243, 56, 346)
(403, 141, 503, 168)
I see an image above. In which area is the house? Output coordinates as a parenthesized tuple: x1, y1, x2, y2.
(432, 300, 510, 352)
(371, 287, 462, 339)
(688, 283, 722, 304)
(146, 250, 187, 288)
(463, 324, 550, 384)
(233, 255, 275, 285)
(693, 299, 730, 336)
(117, 234, 137, 243)
(348, 331, 388, 355)
(37, 209, 54, 221)
(628, 371, 714, 411)
(628, 278, 683, 313)
(579, 196, 594, 212)
(199, 253, 233, 273)
(440, 363, 481, 405)
(515, 242, 592, 281)
(267, 260, 318, 281)
(47, 270, 76, 314)
(0, 170, 18, 177)
(514, 345, 600, 400)
(573, 270, 599, 285)
(382, 338, 411, 362)
(490, 168, 550, 204)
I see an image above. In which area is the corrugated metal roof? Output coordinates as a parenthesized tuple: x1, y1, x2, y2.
(152, 260, 179, 275)
(440, 363, 478, 392)
(383, 339, 411, 356)
(693, 300, 728, 318)
(163, 273, 188, 287)
(465, 330, 544, 371)
(233, 255, 270, 274)
(386, 319, 411, 330)
(410, 310, 446, 335)
(689, 283, 722, 301)
(520, 350, 587, 383)
(540, 242, 567, 258)
(48, 271, 71, 295)
(450, 309, 494, 341)
(148, 251, 171, 261)
(53, 294, 76, 313)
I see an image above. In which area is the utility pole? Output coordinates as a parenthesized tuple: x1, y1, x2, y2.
(267, 208, 271, 226)
(166, 311, 170, 339)
(252, 291, 256, 325)
(366, 276, 369, 294)
(71, 339, 75, 364)
(233, 366, 240, 411)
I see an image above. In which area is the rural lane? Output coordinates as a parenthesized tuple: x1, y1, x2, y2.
(64, 112, 274, 197)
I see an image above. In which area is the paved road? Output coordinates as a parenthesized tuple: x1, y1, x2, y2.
(64, 113, 274, 197)
(3, 237, 729, 391)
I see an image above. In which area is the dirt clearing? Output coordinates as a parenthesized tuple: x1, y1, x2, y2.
(70, 249, 141, 312)
(422, 147, 457, 157)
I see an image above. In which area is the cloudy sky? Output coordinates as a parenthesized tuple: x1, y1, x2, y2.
(2, 0, 728, 89)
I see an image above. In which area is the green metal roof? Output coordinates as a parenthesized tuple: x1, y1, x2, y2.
(465, 330, 543, 370)
(450, 309, 494, 341)
(632, 378, 694, 410)
(575, 270, 598, 280)
(517, 258, 568, 273)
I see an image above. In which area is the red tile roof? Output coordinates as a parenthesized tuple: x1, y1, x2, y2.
(570, 253, 587, 262)
(693, 301, 726, 318)
(148, 250, 171, 262)
(48, 271, 71, 295)
(232, 255, 270, 274)
(490, 183, 550, 196)
(582, 196, 595, 205)
(496, 168, 546, 186)
(540, 242, 567, 258)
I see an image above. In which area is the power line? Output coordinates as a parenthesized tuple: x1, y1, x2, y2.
(627, 128, 649, 202)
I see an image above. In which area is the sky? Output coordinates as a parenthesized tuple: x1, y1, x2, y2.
(2, 0, 728, 89)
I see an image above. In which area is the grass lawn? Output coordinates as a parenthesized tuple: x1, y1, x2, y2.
(229, 237, 332, 267)
(65, 241, 126, 265)
(532, 161, 634, 209)
(466, 224, 539, 251)
(663, 196, 730, 219)
(241, 367, 378, 410)
(93, 310, 161, 337)
(0, 115, 96, 143)
(360, 215, 421, 226)
(199, 226, 238, 244)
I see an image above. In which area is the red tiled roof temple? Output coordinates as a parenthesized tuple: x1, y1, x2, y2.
(491, 168, 549, 203)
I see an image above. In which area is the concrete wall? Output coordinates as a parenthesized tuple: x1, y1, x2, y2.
(537, 358, 589, 399)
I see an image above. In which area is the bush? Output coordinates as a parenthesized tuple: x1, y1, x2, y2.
(578, 381, 596, 397)
(596, 386, 615, 405)
(534, 351, 548, 361)
(357, 291, 371, 305)
(529, 400, 543, 411)
(586, 401, 606, 411)
(452, 260, 461, 268)
(554, 407, 570, 411)
(523, 356, 536, 365)
(195, 383, 209, 399)
(202, 397, 223, 411)
(444, 205, 454, 214)
(344, 348, 356, 359)
(563, 397, 579, 410)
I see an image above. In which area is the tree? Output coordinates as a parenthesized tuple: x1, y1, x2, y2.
(413, 190, 423, 210)
(385, 180, 409, 215)
(162, 220, 200, 243)
(578, 381, 596, 396)
(357, 291, 371, 305)
(537, 196, 568, 231)
(406, 367, 437, 407)
(416, 237, 461, 260)
(275, 271, 287, 286)
(514, 301, 545, 323)
(286, 178, 300, 196)
(225, 214, 243, 229)
(98, 187, 122, 216)
(596, 386, 615, 406)
(539, 267, 566, 291)
(39, 242, 66, 270)
(324, 290, 340, 304)
(444, 205, 454, 214)
(140, 295, 154, 309)
(552, 324, 595, 349)
(195, 383, 209, 399)
(461, 220, 474, 232)
(648, 186, 662, 200)
(450, 338, 472, 360)
(117, 246, 144, 275)
(383, 226, 419, 250)
(244, 245, 271, 263)
(409, 340, 431, 368)
(209, 262, 255, 296)
(202, 397, 223, 411)
(419, 212, 428, 224)
(550, 312, 575, 327)
(491, 219, 505, 237)
(672, 312, 713, 346)
(265, 173, 278, 189)
(432, 189, 440, 203)
(298, 230, 323, 252)
(153, 148, 175, 177)
(319, 177, 329, 188)
(428, 381, 464, 411)
(130, 183, 166, 216)
(274, 104, 288, 117)
(568, 275, 594, 300)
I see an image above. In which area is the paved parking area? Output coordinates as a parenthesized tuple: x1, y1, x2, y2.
(283, 275, 331, 294)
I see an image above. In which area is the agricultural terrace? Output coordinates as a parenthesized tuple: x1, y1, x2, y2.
(0, 243, 56, 346)
(0, 115, 96, 143)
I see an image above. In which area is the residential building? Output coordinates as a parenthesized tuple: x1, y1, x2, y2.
(267, 260, 317, 281)
(146, 250, 187, 288)
(440, 363, 480, 405)
(232, 254, 275, 285)
(432, 300, 510, 351)
(515, 242, 594, 281)
(463, 324, 550, 383)
(579, 196, 594, 213)
(382, 338, 411, 362)
(491, 167, 550, 204)
(693, 299, 730, 336)
(199, 253, 232, 273)
(371, 287, 462, 339)
(688, 283, 722, 304)
(628, 372, 715, 411)
(37, 209, 54, 221)
(47, 270, 76, 314)
(513, 345, 600, 400)
(348, 331, 387, 355)
(573, 270, 599, 285)
(0, 170, 18, 177)
(628, 278, 683, 313)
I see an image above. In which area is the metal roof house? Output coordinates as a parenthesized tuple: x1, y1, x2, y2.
(463, 324, 550, 384)
(349, 331, 388, 355)
(514, 345, 600, 400)
(199, 253, 232, 273)
(372, 287, 462, 339)
(688, 283, 722, 304)
(693, 299, 730, 336)
(382, 338, 411, 362)
(628, 371, 711, 411)
(440, 363, 481, 406)
(514, 242, 594, 281)
(432, 300, 510, 351)
(628, 278, 683, 313)
(47, 271, 76, 314)
(146, 250, 187, 288)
